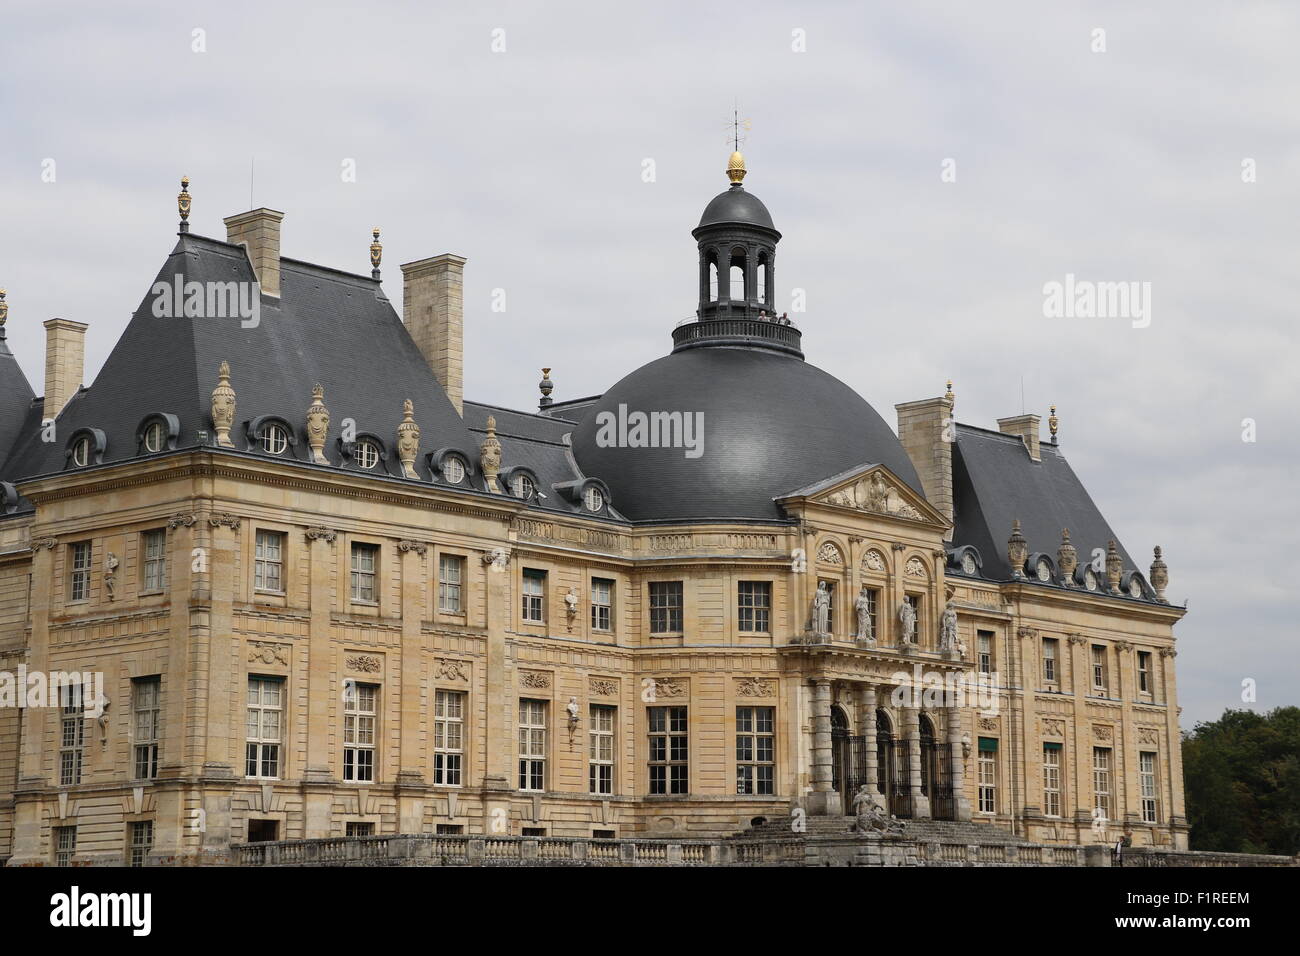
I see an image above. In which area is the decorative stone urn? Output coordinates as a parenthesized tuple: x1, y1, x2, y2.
(479, 415, 502, 492)
(306, 384, 330, 464)
(211, 361, 237, 447)
(396, 399, 420, 479)
(1057, 528, 1077, 585)
(1150, 546, 1169, 603)
(1007, 519, 1027, 577)
(1105, 539, 1123, 594)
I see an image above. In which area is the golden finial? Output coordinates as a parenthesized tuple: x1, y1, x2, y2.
(178, 176, 192, 233)
(0, 288, 8, 335)
(369, 228, 382, 279)
(1048, 404, 1059, 442)
(727, 150, 747, 184)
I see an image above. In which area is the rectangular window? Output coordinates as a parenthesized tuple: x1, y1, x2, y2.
(345, 822, 375, 837)
(350, 543, 378, 603)
(245, 677, 283, 779)
(1140, 751, 1159, 823)
(735, 706, 775, 795)
(904, 593, 920, 641)
(438, 554, 464, 613)
(433, 689, 464, 786)
(737, 581, 772, 633)
(1137, 651, 1152, 695)
(648, 581, 683, 634)
(59, 683, 84, 786)
(648, 706, 688, 794)
(1091, 645, 1108, 693)
(522, 826, 547, 837)
(254, 531, 285, 593)
(1042, 637, 1058, 684)
(977, 631, 994, 675)
(343, 683, 377, 782)
(589, 704, 615, 795)
(141, 529, 167, 592)
(1093, 747, 1112, 818)
(1043, 742, 1062, 817)
(518, 699, 547, 791)
(132, 676, 161, 780)
(129, 820, 153, 868)
(820, 580, 838, 633)
(54, 826, 76, 867)
(591, 578, 613, 632)
(977, 737, 997, 813)
(521, 569, 546, 623)
(68, 542, 91, 603)
(862, 587, 880, 639)
(436, 824, 464, 835)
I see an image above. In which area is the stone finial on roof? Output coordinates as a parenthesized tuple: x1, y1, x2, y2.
(1007, 519, 1027, 578)
(370, 228, 382, 280)
(0, 288, 7, 340)
(396, 398, 420, 479)
(538, 368, 554, 410)
(480, 414, 502, 493)
(306, 384, 330, 464)
(1057, 528, 1077, 585)
(1048, 404, 1059, 443)
(178, 176, 192, 233)
(1150, 546, 1169, 603)
(944, 379, 955, 410)
(1105, 539, 1123, 594)
(211, 361, 236, 447)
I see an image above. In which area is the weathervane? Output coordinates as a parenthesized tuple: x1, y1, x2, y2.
(726, 105, 752, 152)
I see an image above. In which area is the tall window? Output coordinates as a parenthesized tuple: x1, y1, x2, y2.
(438, 555, 464, 612)
(977, 631, 994, 675)
(132, 677, 161, 780)
(735, 706, 775, 795)
(54, 826, 76, 867)
(1091, 645, 1108, 694)
(591, 578, 613, 632)
(254, 530, 285, 593)
(433, 690, 464, 786)
(129, 820, 153, 867)
(343, 683, 377, 782)
(861, 587, 880, 639)
(904, 593, 920, 642)
(648, 706, 688, 794)
(1042, 637, 1058, 684)
(1043, 742, 1062, 817)
(518, 699, 547, 791)
(737, 581, 772, 633)
(59, 683, 84, 786)
(350, 543, 378, 603)
(245, 677, 283, 779)
(142, 529, 167, 592)
(589, 704, 615, 795)
(1137, 651, 1153, 695)
(521, 569, 546, 623)
(68, 542, 91, 602)
(648, 581, 683, 634)
(1092, 747, 1112, 818)
(977, 738, 997, 813)
(1139, 751, 1159, 823)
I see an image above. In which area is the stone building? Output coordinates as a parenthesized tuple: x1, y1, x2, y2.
(0, 154, 1186, 866)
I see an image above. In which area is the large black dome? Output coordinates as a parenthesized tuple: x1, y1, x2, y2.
(570, 346, 923, 522)
(697, 185, 777, 232)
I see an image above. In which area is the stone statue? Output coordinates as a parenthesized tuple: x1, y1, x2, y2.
(104, 552, 119, 601)
(866, 473, 889, 512)
(853, 586, 874, 644)
(566, 696, 579, 724)
(898, 599, 917, 644)
(852, 785, 904, 834)
(564, 587, 579, 629)
(811, 581, 831, 639)
(939, 599, 958, 652)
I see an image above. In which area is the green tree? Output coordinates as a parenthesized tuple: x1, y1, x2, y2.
(1182, 706, 1300, 855)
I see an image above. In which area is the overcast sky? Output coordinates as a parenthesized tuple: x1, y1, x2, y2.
(2, 1, 1295, 728)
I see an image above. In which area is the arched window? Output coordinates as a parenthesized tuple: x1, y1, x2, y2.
(729, 264, 745, 301)
(708, 260, 719, 302)
(757, 254, 768, 304)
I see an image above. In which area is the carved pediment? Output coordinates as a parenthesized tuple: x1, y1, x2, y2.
(796, 465, 944, 525)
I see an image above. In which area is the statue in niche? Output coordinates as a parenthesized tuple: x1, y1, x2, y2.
(811, 582, 831, 639)
(939, 599, 959, 652)
(898, 599, 917, 645)
(853, 586, 874, 644)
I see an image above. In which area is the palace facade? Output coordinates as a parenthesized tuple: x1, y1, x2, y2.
(0, 154, 1187, 866)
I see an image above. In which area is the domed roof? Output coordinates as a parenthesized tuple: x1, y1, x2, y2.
(697, 184, 777, 232)
(570, 346, 923, 522)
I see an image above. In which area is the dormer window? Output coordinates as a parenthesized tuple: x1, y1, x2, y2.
(513, 473, 535, 499)
(71, 437, 91, 467)
(444, 457, 465, 484)
(1035, 557, 1052, 582)
(356, 440, 380, 470)
(262, 424, 289, 455)
(143, 422, 165, 454)
(584, 486, 604, 512)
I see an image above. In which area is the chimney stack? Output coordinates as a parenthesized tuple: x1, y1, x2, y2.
(224, 208, 285, 298)
(43, 318, 88, 419)
(896, 392, 955, 539)
(400, 254, 467, 416)
(997, 413, 1042, 462)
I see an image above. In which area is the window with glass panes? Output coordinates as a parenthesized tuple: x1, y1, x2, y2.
(977, 631, 994, 675)
(648, 706, 688, 794)
(591, 578, 613, 632)
(343, 683, 377, 782)
(1092, 747, 1112, 817)
(433, 690, 464, 786)
(819, 580, 838, 633)
(1042, 637, 1058, 683)
(1137, 651, 1153, 694)
(350, 543, 378, 602)
(59, 683, 84, 786)
(142, 529, 167, 592)
(1043, 742, 1062, 817)
(518, 699, 547, 791)
(1091, 645, 1108, 693)
(589, 704, 615, 794)
(521, 570, 546, 623)
(1139, 751, 1159, 823)
(438, 554, 464, 612)
(129, 820, 153, 867)
(648, 581, 683, 634)
(132, 677, 160, 779)
(735, 706, 774, 795)
(346, 821, 375, 837)
(254, 530, 285, 592)
(245, 677, 282, 778)
(54, 826, 76, 866)
(68, 542, 91, 602)
(977, 738, 997, 813)
(737, 581, 771, 633)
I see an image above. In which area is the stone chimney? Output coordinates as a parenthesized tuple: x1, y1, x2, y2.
(895, 392, 954, 538)
(997, 413, 1042, 462)
(43, 318, 88, 420)
(224, 208, 285, 298)
(400, 254, 467, 416)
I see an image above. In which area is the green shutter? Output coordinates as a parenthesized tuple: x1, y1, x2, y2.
(978, 736, 998, 753)
(1043, 741, 1062, 752)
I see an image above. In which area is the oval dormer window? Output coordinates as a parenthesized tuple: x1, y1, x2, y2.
(1128, 577, 1143, 599)
(1035, 558, 1052, 583)
(513, 473, 535, 499)
(356, 440, 380, 470)
(584, 485, 604, 512)
(71, 437, 91, 467)
(444, 457, 465, 484)
(143, 421, 166, 454)
(262, 424, 289, 455)
(1084, 568, 1099, 592)
(961, 552, 977, 575)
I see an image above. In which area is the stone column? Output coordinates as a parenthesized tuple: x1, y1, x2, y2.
(396, 542, 428, 833)
(806, 679, 838, 815)
(948, 707, 971, 821)
(302, 528, 336, 838)
(858, 683, 884, 808)
(904, 706, 931, 819)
